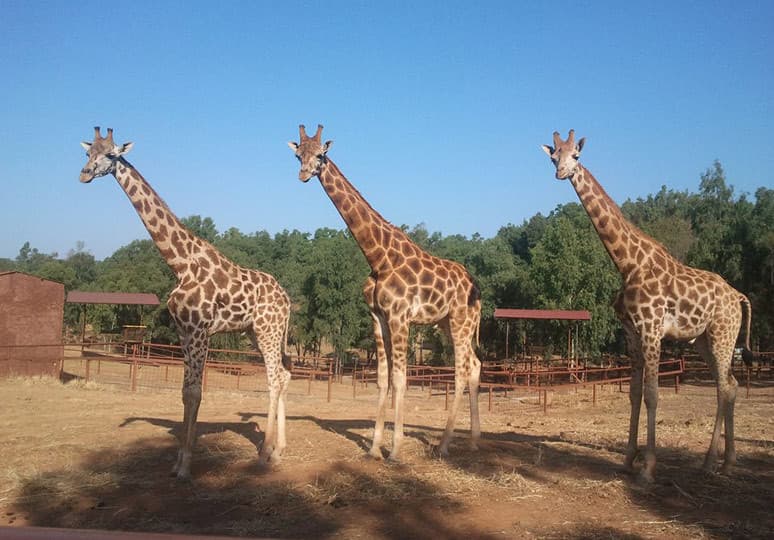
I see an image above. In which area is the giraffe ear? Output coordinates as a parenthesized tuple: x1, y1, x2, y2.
(80, 142, 92, 151)
(322, 140, 333, 154)
(541, 144, 554, 157)
(576, 137, 585, 153)
(287, 141, 299, 152)
(116, 142, 134, 155)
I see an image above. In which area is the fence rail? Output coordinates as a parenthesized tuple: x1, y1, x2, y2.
(3, 341, 770, 413)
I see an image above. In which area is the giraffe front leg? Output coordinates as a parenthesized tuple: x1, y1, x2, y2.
(386, 319, 409, 461)
(624, 364, 643, 473)
(369, 313, 390, 460)
(259, 384, 280, 466)
(621, 320, 643, 474)
(388, 366, 407, 461)
(172, 331, 207, 480)
(640, 365, 659, 483)
(638, 336, 662, 484)
(173, 380, 203, 480)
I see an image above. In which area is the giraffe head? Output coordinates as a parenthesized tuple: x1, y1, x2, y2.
(287, 124, 333, 182)
(79, 127, 134, 183)
(541, 129, 586, 180)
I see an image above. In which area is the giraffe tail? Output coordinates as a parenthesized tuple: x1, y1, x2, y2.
(739, 293, 753, 367)
(281, 312, 293, 373)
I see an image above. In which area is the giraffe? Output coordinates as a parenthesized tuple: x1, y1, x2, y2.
(288, 125, 482, 460)
(542, 130, 753, 482)
(80, 127, 292, 479)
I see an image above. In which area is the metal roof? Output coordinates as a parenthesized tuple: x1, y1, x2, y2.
(494, 308, 591, 321)
(66, 291, 161, 306)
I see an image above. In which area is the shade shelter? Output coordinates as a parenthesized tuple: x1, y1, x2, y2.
(66, 291, 161, 348)
(494, 308, 591, 360)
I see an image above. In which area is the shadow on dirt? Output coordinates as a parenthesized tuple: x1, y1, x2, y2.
(230, 412, 774, 538)
(10, 428, 496, 538)
(446, 427, 774, 539)
(120, 415, 266, 454)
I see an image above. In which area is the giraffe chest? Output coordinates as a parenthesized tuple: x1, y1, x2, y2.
(367, 277, 452, 323)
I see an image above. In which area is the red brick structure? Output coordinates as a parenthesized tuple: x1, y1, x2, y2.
(0, 271, 65, 377)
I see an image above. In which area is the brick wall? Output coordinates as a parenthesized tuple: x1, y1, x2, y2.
(0, 272, 65, 377)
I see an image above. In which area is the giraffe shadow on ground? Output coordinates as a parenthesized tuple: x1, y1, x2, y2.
(120, 416, 266, 455)
(237, 412, 434, 458)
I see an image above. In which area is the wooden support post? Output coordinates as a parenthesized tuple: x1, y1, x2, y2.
(307, 373, 312, 395)
(592, 383, 596, 406)
(746, 367, 751, 398)
(85, 358, 90, 382)
(445, 382, 449, 410)
(543, 389, 548, 414)
(488, 385, 493, 412)
(131, 357, 138, 392)
(327, 374, 332, 403)
(674, 374, 679, 394)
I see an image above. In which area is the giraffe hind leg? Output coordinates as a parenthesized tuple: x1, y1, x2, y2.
(696, 332, 738, 474)
(439, 318, 481, 455)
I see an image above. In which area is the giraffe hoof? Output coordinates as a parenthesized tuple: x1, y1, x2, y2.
(174, 470, 192, 482)
(367, 447, 385, 460)
(386, 453, 403, 465)
(636, 470, 655, 485)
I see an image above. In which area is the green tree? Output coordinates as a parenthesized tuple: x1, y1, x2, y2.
(299, 229, 370, 360)
(529, 204, 620, 357)
(180, 215, 218, 243)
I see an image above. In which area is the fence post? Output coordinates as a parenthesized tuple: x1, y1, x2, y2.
(445, 382, 449, 410)
(746, 367, 751, 398)
(131, 356, 138, 392)
(674, 374, 679, 394)
(307, 372, 312, 395)
(488, 385, 492, 412)
(203, 364, 208, 393)
(592, 383, 596, 406)
(327, 373, 332, 403)
(543, 389, 548, 414)
(85, 358, 91, 382)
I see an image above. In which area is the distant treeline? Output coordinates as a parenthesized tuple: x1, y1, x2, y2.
(3, 162, 772, 363)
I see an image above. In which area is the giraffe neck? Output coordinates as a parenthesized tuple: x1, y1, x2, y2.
(570, 165, 663, 277)
(318, 159, 409, 271)
(113, 158, 199, 276)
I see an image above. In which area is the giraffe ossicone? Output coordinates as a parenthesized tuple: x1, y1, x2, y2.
(80, 127, 293, 479)
(543, 129, 753, 483)
(290, 124, 483, 460)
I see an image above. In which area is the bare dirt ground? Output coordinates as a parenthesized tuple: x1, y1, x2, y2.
(0, 373, 772, 539)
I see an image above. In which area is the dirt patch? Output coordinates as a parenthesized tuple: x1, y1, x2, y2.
(0, 375, 772, 539)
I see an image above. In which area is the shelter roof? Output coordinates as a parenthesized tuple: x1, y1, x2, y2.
(494, 308, 591, 321)
(66, 291, 160, 306)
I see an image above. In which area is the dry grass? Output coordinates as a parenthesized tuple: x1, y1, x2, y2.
(0, 374, 772, 538)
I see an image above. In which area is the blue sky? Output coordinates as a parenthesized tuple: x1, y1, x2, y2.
(1, 1, 772, 260)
